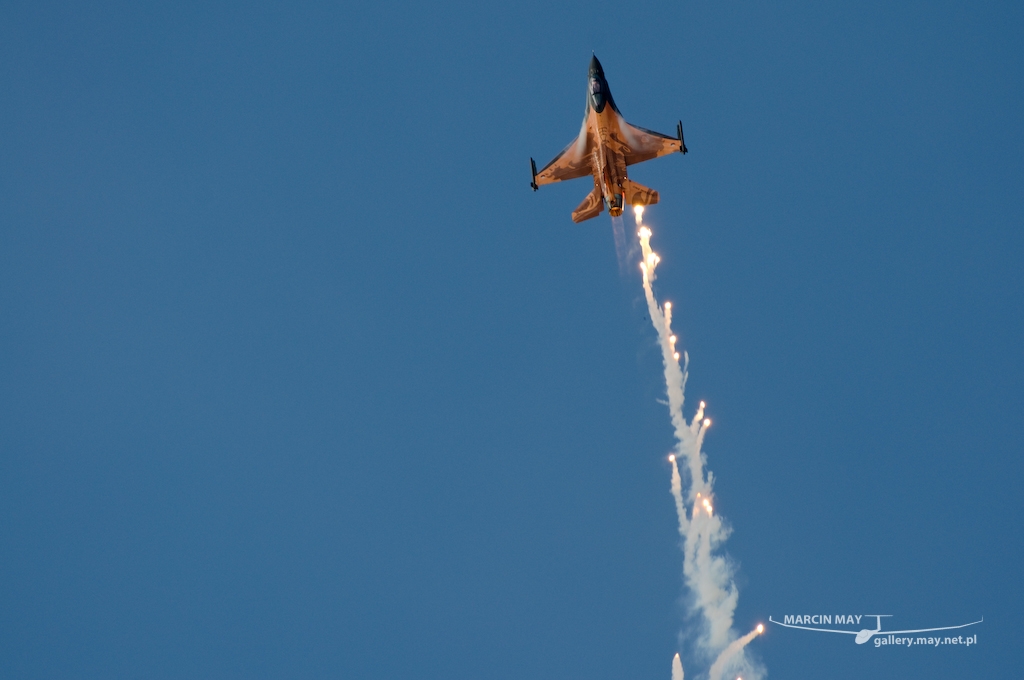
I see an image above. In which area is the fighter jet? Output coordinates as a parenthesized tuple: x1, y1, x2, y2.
(531, 55, 687, 223)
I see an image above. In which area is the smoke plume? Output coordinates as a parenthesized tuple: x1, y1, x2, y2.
(707, 627, 762, 680)
(672, 652, 684, 680)
(633, 208, 764, 680)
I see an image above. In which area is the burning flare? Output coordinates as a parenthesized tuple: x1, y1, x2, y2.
(671, 652, 684, 680)
(708, 625, 764, 680)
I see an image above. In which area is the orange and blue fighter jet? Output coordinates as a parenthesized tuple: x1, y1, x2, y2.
(531, 55, 687, 222)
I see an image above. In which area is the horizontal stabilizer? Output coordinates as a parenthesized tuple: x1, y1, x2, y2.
(572, 186, 605, 223)
(623, 179, 659, 207)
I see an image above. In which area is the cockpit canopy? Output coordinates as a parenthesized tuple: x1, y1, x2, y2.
(589, 76, 602, 111)
(589, 76, 606, 113)
(587, 56, 614, 113)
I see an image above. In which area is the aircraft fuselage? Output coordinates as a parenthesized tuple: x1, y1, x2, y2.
(586, 64, 629, 216)
(589, 103, 626, 216)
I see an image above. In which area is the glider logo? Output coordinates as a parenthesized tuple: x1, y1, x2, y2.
(769, 614, 983, 645)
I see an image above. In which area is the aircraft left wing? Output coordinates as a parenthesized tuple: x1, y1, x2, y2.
(533, 122, 593, 187)
(619, 121, 686, 166)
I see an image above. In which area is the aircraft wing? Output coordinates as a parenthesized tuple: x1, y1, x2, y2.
(534, 121, 593, 186)
(886, 619, 984, 635)
(619, 121, 684, 166)
(768, 618, 856, 635)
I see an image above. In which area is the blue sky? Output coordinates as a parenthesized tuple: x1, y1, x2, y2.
(1, 1, 1021, 678)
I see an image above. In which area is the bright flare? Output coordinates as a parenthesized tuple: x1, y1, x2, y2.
(708, 626, 764, 680)
(757, 624, 764, 634)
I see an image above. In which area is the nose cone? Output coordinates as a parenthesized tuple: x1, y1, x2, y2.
(589, 54, 604, 76)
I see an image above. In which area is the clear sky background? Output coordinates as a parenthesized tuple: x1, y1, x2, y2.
(2, 1, 1021, 678)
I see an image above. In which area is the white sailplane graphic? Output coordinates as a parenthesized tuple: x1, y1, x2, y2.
(769, 614, 983, 644)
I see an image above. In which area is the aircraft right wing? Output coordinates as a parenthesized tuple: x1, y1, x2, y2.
(533, 121, 593, 187)
(619, 121, 685, 166)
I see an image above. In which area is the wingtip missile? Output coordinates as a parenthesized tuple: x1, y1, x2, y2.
(677, 121, 688, 154)
(530, 157, 538, 191)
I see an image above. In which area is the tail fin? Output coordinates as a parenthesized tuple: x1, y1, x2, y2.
(623, 179, 659, 207)
(572, 186, 605, 223)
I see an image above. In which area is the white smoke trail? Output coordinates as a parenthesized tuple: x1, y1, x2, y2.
(633, 207, 763, 680)
(612, 215, 628, 274)
(613, 214, 642, 276)
(669, 455, 687, 537)
(672, 652, 684, 680)
(707, 626, 762, 680)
